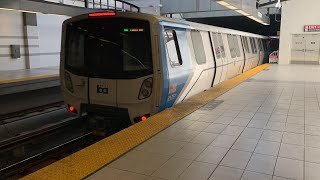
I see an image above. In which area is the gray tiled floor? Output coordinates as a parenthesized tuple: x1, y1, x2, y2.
(88, 65, 320, 180)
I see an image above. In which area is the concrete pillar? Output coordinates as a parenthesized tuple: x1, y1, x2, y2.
(22, 12, 40, 69)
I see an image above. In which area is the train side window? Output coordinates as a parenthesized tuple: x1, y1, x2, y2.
(245, 37, 251, 53)
(164, 29, 183, 66)
(217, 33, 226, 58)
(227, 34, 236, 58)
(191, 30, 206, 65)
(234, 35, 241, 57)
(242, 36, 249, 53)
(211, 33, 221, 59)
(250, 37, 257, 54)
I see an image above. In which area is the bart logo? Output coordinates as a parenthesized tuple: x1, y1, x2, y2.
(97, 85, 108, 94)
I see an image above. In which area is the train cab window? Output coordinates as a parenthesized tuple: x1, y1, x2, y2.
(164, 29, 183, 66)
(217, 34, 226, 58)
(191, 30, 206, 65)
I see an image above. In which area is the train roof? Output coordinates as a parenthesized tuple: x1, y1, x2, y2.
(68, 11, 268, 39)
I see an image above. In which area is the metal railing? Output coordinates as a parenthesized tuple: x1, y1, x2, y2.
(86, 0, 140, 12)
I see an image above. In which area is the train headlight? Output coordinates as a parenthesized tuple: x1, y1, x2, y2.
(64, 72, 74, 93)
(138, 78, 153, 100)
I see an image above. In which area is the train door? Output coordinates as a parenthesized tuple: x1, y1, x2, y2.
(210, 32, 227, 85)
(291, 35, 306, 64)
(219, 34, 228, 82)
(161, 27, 192, 108)
(241, 36, 249, 72)
(305, 36, 320, 64)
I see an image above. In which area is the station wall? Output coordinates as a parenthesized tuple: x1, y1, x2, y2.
(279, 0, 320, 64)
(0, 9, 68, 71)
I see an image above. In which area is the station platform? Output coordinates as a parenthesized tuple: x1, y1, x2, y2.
(24, 64, 320, 180)
(0, 67, 60, 96)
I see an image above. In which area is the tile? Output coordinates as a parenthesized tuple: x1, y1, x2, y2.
(282, 132, 304, 146)
(174, 143, 206, 160)
(196, 146, 229, 164)
(109, 150, 170, 175)
(155, 127, 183, 140)
(305, 147, 320, 163)
(191, 132, 218, 145)
(232, 137, 259, 152)
(210, 134, 237, 148)
(254, 140, 280, 156)
(265, 122, 286, 131)
(269, 114, 287, 123)
(305, 125, 320, 136)
(136, 138, 186, 156)
(204, 123, 227, 134)
(230, 117, 251, 127)
(152, 157, 192, 180)
(305, 162, 320, 180)
(177, 162, 217, 180)
(246, 153, 277, 175)
(272, 176, 293, 180)
(209, 166, 243, 180)
(241, 171, 272, 180)
(221, 125, 245, 136)
(199, 115, 220, 123)
(214, 116, 235, 125)
(279, 143, 304, 161)
(241, 127, 264, 139)
(87, 167, 149, 180)
(221, 110, 241, 117)
(171, 129, 201, 142)
(185, 121, 211, 131)
(284, 123, 304, 134)
(247, 120, 268, 129)
(253, 113, 271, 120)
(258, 106, 275, 114)
(237, 111, 255, 119)
(274, 157, 303, 180)
(305, 135, 320, 148)
(184, 112, 206, 120)
(171, 120, 195, 129)
(220, 149, 252, 169)
(261, 130, 283, 142)
(286, 116, 304, 125)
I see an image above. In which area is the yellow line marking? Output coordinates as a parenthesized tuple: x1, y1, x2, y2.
(22, 64, 271, 180)
(0, 74, 59, 85)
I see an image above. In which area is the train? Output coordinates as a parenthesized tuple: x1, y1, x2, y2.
(60, 11, 270, 130)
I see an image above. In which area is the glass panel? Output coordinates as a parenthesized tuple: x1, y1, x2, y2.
(164, 29, 182, 66)
(191, 30, 206, 65)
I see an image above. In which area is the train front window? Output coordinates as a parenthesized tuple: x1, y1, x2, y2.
(65, 18, 152, 78)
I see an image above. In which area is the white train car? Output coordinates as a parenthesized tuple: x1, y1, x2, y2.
(60, 11, 269, 130)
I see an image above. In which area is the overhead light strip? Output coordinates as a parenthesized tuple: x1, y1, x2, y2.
(216, 0, 269, 25)
(0, 7, 68, 17)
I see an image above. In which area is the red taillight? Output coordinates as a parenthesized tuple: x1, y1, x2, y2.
(141, 116, 147, 121)
(68, 105, 76, 113)
(134, 114, 150, 123)
(88, 12, 116, 17)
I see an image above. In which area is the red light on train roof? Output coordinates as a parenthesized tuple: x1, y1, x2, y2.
(88, 12, 116, 17)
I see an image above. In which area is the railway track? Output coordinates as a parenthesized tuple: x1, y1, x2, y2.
(0, 101, 65, 124)
(0, 116, 102, 179)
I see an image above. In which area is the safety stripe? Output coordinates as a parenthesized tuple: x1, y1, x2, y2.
(22, 64, 271, 180)
(0, 74, 59, 85)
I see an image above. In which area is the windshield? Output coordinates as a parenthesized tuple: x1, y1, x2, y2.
(65, 17, 152, 79)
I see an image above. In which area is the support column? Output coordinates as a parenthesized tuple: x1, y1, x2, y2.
(23, 12, 40, 69)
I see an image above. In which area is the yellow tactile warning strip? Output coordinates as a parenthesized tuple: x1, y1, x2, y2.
(22, 64, 271, 180)
(0, 74, 59, 85)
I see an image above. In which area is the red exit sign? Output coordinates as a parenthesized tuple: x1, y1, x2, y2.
(304, 25, 320, 32)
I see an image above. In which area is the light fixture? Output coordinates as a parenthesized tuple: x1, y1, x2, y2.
(275, 0, 282, 9)
(0, 7, 68, 17)
(235, 9, 250, 16)
(216, 0, 269, 26)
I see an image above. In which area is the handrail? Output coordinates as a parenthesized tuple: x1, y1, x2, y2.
(84, 0, 140, 12)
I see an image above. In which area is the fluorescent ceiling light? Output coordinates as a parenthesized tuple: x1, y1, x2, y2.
(216, 1, 230, 6)
(225, 5, 238, 10)
(235, 9, 250, 16)
(0, 7, 68, 17)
